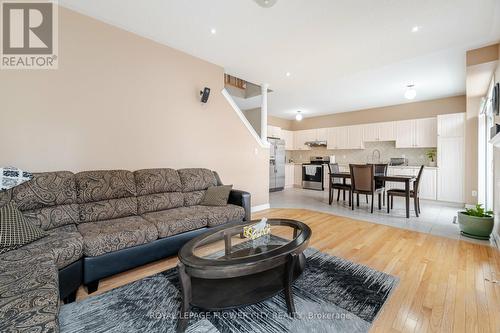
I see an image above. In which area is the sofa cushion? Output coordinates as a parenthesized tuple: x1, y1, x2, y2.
(141, 206, 208, 238)
(0, 203, 47, 255)
(79, 197, 138, 223)
(0, 253, 59, 333)
(12, 171, 76, 210)
(200, 185, 233, 206)
(23, 203, 79, 231)
(76, 170, 138, 223)
(12, 171, 78, 230)
(178, 168, 217, 192)
(0, 224, 83, 270)
(197, 204, 246, 227)
(137, 192, 184, 215)
(134, 168, 182, 194)
(134, 168, 184, 214)
(27, 224, 83, 269)
(183, 190, 206, 207)
(77, 216, 158, 257)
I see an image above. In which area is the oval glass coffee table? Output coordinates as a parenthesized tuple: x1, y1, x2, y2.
(176, 218, 311, 331)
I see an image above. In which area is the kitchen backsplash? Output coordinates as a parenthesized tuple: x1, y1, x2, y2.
(287, 141, 433, 166)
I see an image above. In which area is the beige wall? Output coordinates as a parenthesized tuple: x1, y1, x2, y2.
(465, 43, 500, 206)
(0, 7, 269, 206)
(287, 96, 465, 130)
(268, 115, 294, 130)
(466, 44, 499, 66)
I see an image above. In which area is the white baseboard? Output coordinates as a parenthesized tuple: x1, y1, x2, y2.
(251, 204, 270, 213)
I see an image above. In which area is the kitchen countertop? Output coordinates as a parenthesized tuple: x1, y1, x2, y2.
(286, 162, 438, 169)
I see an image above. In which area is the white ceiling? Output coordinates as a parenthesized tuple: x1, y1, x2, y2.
(59, 0, 500, 119)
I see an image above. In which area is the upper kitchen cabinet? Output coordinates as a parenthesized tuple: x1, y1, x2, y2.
(395, 117, 437, 148)
(437, 113, 465, 137)
(347, 125, 364, 149)
(316, 128, 328, 141)
(327, 126, 349, 149)
(378, 122, 396, 141)
(267, 125, 282, 139)
(363, 122, 395, 142)
(282, 130, 294, 150)
(293, 130, 313, 150)
(415, 118, 437, 148)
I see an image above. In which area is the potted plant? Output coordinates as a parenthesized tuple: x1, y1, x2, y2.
(458, 204, 494, 240)
(426, 149, 437, 167)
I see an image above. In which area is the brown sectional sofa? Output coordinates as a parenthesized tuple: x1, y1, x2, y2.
(0, 168, 250, 332)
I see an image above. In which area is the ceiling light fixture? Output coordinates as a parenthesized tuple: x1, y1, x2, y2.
(411, 26, 420, 33)
(404, 84, 417, 100)
(254, 0, 278, 8)
(210, 28, 217, 35)
(295, 111, 303, 121)
(286, 72, 291, 77)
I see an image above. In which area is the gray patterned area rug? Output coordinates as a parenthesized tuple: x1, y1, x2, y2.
(60, 247, 398, 333)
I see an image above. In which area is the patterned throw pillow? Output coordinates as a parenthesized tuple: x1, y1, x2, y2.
(0, 203, 47, 254)
(0, 167, 33, 191)
(200, 185, 233, 206)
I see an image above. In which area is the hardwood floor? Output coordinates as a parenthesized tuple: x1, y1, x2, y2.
(75, 208, 500, 333)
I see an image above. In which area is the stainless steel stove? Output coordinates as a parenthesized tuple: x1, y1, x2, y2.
(302, 156, 330, 190)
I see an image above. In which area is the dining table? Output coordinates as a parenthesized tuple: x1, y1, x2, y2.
(331, 172, 417, 218)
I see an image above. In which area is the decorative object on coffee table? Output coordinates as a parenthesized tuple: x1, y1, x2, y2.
(458, 204, 494, 240)
(176, 218, 311, 332)
(243, 217, 271, 239)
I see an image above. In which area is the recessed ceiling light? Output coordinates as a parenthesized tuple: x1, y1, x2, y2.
(404, 84, 417, 100)
(295, 111, 303, 121)
(411, 26, 420, 33)
(210, 28, 217, 35)
(286, 72, 291, 77)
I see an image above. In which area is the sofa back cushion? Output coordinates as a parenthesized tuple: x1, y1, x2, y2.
(76, 170, 137, 223)
(11, 171, 79, 230)
(178, 168, 217, 206)
(134, 168, 184, 214)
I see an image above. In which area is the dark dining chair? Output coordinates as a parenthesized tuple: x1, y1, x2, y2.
(372, 163, 388, 206)
(386, 165, 424, 217)
(349, 164, 384, 213)
(327, 163, 351, 206)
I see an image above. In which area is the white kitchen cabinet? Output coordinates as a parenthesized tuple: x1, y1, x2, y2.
(437, 137, 464, 203)
(316, 128, 328, 141)
(267, 125, 282, 139)
(437, 113, 465, 137)
(282, 130, 294, 150)
(419, 168, 437, 200)
(395, 120, 414, 148)
(436, 113, 465, 203)
(363, 123, 379, 142)
(363, 122, 395, 142)
(347, 125, 364, 149)
(327, 126, 349, 149)
(285, 164, 295, 188)
(415, 118, 437, 148)
(379, 121, 396, 141)
(386, 166, 437, 200)
(293, 164, 302, 186)
(396, 118, 437, 148)
(293, 130, 312, 150)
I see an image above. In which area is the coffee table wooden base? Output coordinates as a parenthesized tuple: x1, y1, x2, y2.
(176, 253, 305, 332)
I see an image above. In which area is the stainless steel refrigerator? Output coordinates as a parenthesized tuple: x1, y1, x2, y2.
(269, 138, 285, 192)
